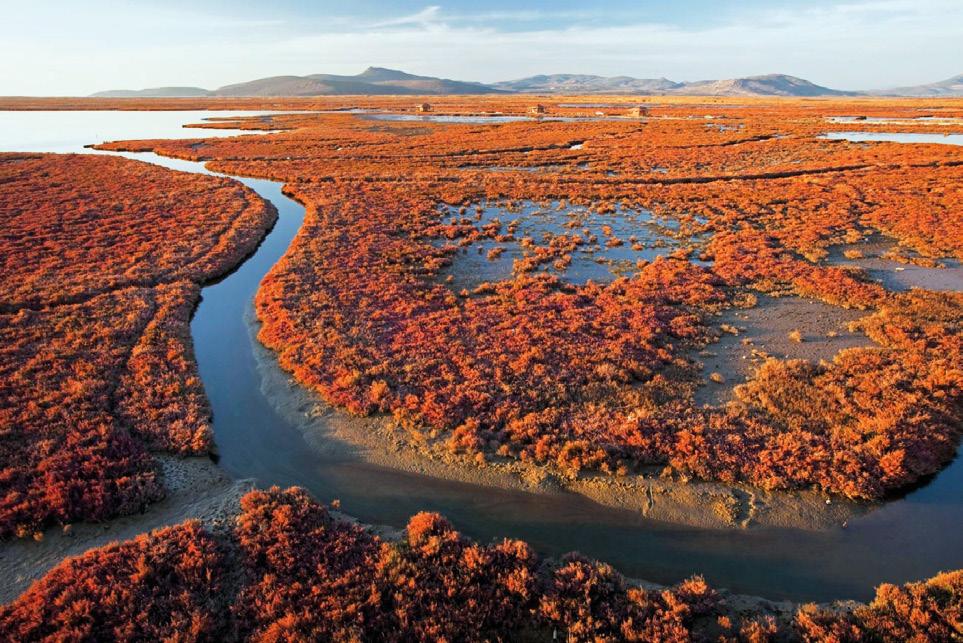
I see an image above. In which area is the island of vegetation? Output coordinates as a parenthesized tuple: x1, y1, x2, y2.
(0, 152, 275, 538)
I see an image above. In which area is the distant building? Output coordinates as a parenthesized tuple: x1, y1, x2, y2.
(628, 106, 649, 118)
(417, 103, 432, 112)
(528, 104, 546, 115)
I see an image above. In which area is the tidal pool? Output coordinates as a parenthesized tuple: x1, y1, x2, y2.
(436, 201, 709, 291)
(1, 110, 961, 603)
(823, 131, 963, 145)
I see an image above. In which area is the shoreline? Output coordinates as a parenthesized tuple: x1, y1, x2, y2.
(246, 303, 866, 533)
(0, 458, 848, 624)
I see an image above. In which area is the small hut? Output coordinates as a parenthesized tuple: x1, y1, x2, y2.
(627, 105, 649, 118)
(417, 102, 433, 113)
(528, 104, 546, 115)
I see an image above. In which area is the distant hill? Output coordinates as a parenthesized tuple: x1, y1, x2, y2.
(672, 74, 852, 97)
(494, 73, 850, 96)
(91, 86, 211, 98)
(868, 74, 963, 97)
(91, 68, 961, 98)
(492, 74, 682, 94)
(207, 67, 503, 97)
(91, 68, 502, 97)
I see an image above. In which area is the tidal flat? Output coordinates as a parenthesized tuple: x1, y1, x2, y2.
(1, 98, 961, 639)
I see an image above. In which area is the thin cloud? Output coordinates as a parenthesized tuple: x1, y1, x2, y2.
(1, 0, 960, 94)
(369, 5, 442, 28)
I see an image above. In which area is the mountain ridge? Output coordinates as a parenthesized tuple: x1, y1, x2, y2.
(91, 68, 963, 98)
(867, 74, 963, 97)
(94, 67, 505, 98)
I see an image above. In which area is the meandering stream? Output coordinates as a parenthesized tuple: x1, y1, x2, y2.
(1, 111, 961, 602)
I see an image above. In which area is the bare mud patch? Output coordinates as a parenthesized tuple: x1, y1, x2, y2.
(825, 238, 963, 292)
(695, 295, 874, 406)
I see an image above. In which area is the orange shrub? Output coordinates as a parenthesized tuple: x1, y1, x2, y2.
(0, 153, 274, 536)
(91, 99, 963, 498)
(3, 487, 957, 641)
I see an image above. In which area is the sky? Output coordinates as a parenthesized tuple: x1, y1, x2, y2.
(1, 0, 960, 95)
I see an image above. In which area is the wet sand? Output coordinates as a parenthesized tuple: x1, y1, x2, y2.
(249, 305, 863, 534)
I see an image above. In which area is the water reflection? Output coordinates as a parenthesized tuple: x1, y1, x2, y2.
(436, 201, 708, 291)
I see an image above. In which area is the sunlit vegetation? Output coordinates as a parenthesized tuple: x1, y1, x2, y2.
(1, 487, 959, 641)
(89, 96, 963, 500)
(0, 153, 274, 537)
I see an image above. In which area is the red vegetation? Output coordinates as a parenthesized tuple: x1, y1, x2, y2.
(90, 97, 963, 499)
(540, 554, 719, 641)
(0, 153, 274, 537)
(0, 521, 225, 640)
(2, 488, 960, 641)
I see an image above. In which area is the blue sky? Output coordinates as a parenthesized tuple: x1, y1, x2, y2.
(2, 0, 960, 94)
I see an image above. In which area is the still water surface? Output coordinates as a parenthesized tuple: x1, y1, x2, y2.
(823, 130, 963, 145)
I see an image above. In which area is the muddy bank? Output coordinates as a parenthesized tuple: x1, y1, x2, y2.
(0, 456, 253, 604)
(695, 294, 874, 405)
(249, 305, 862, 534)
(0, 465, 826, 624)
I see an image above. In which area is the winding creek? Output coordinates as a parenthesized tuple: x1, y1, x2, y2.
(1, 111, 961, 602)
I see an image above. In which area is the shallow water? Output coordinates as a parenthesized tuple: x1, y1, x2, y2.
(0, 110, 292, 153)
(558, 103, 626, 108)
(823, 131, 963, 145)
(2, 110, 961, 602)
(827, 116, 963, 126)
(437, 201, 707, 290)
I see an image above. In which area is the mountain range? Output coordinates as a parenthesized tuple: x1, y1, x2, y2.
(92, 68, 963, 98)
(94, 67, 505, 98)
(865, 74, 963, 97)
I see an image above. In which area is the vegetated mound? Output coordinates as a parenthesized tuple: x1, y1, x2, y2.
(2, 487, 959, 642)
(0, 153, 275, 538)
(99, 99, 963, 501)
